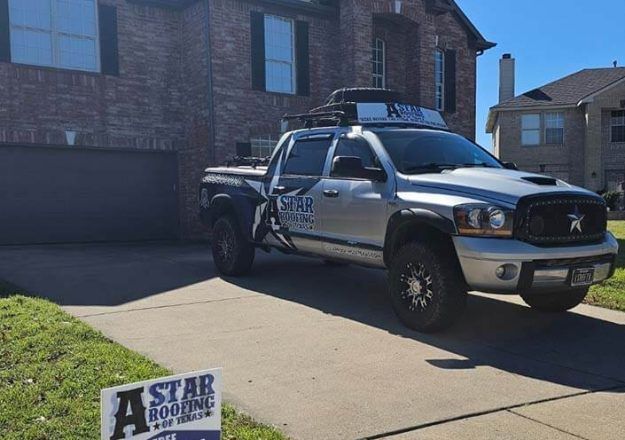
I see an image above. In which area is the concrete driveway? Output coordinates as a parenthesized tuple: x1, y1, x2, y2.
(1, 243, 624, 439)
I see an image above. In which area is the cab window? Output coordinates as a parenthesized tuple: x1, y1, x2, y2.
(331, 135, 379, 175)
(283, 136, 333, 176)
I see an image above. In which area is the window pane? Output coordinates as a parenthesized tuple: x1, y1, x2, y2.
(612, 126, 625, 143)
(545, 112, 564, 128)
(522, 130, 540, 146)
(545, 128, 563, 145)
(333, 137, 377, 169)
(522, 114, 540, 129)
(9, 0, 51, 29)
(264, 15, 294, 94)
(10, 28, 53, 66)
(434, 50, 444, 110)
(59, 35, 96, 70)
(283, 138, 332, 176)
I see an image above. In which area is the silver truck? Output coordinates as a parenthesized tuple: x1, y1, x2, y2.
(199, 89, 618, 332)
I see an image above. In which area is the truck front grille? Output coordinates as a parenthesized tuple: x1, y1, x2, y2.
(515, 194, 607, 246)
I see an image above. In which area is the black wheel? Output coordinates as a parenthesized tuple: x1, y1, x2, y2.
(388, 242, 467, 333)
(521, 288, 589, 312)
(211, 216, 255, 276)
(323, 259, 349, 267)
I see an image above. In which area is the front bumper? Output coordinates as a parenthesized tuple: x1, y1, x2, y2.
(453, 232, 619, 293)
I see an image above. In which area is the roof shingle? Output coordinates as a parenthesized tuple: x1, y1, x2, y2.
(492, 67, 625, 110)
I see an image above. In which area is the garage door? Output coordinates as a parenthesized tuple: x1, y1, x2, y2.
(0, 145, 179, 245)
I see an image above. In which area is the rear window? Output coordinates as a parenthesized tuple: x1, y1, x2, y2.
(373, 129, 501, 174)
(283, 137, 333, 176)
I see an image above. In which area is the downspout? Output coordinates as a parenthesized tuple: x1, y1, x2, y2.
(204, 0, 217, 165)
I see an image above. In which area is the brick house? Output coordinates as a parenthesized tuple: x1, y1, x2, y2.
(487, 55, 625, 195)
(0, 0, 494, 244)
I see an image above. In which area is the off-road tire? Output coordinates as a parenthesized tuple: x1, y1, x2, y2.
(388, 242, 467, 333)
(521, 288, 589, 312)
(211, 215, 255, 276)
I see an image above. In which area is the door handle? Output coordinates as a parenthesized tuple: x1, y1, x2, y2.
(323, 189, 340, 198)
(273, 186, 287, 195)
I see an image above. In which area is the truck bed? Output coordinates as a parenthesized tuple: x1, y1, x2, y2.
(204, 166, 267, 177)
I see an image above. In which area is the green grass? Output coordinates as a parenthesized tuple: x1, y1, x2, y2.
(0, 295, 286, 440)
(586, 221, 625, 311)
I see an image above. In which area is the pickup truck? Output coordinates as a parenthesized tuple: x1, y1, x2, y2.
(199, 88, 618, 332)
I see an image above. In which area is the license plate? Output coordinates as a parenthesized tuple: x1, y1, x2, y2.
(570, 268, 595, 287)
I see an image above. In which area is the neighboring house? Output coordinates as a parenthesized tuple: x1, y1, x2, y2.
(0, 0, 494, 244)
(487, 55, 625, 193)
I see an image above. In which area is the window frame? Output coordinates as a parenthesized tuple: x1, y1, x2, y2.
(521, 113, 541, 146)
(264, 14, 296, 95)
(250, 136, 278, 158)
(8, 0, 101, 73)
(544, 111, 565, 145)
(611, 110, 625, 143)
(434, 48, 445, 111)
(372, 37, 386, 89)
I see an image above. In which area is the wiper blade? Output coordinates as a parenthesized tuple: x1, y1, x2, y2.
(403, 163, 458, 173)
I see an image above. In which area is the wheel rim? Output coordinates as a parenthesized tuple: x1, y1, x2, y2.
(399, 262, 434, 312)
(216, 225, 235, 265)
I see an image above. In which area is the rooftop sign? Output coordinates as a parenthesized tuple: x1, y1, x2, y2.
(356, 103, 449, 130)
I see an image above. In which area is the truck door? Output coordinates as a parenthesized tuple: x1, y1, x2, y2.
(317, 132, 393, 266)
(262, 132, 335, 255)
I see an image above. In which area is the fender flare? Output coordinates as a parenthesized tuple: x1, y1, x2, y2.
(383, 208, 457, 264)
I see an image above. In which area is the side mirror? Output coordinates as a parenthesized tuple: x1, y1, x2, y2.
(332, 156, 387, 181)
(502, 161, 518, 170)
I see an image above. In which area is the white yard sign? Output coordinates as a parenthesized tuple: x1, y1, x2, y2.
(101, 368, 222, 440)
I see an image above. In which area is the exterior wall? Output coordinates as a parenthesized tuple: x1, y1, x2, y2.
(0, 0, 185, 150)
(493, 79, 625, 192)
(596, 81, 625, 192)
(1, 0, 486, 239)
(494, 108, 586, 186)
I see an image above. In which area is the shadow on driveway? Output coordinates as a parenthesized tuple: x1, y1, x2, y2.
(227, 253, 625, 392)
(1, 243, 624, 394)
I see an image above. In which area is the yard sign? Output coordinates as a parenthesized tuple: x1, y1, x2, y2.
(101, 368, 222, 440)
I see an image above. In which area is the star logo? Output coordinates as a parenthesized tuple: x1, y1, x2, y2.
(567, 206, 585, 233)
(152, 422, 161, 431)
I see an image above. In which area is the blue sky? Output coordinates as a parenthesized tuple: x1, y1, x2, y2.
(456, 0, 625, 150)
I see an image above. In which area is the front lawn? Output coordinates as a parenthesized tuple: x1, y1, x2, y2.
(0, 295, 286, 440)
(586, 221, 625, 311)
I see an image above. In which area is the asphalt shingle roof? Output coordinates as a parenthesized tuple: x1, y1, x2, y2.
(492, 67, 625, 110)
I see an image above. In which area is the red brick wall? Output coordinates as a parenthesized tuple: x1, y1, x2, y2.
(0, 0, 486, 239)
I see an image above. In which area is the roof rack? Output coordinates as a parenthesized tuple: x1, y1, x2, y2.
(282, 88, 449, 131)
(282, 110, 349, 129)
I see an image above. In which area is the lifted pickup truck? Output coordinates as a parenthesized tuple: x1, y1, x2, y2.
(199, 88, 618, 332)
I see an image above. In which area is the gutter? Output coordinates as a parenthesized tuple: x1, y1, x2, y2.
(204, 0, 216, 165)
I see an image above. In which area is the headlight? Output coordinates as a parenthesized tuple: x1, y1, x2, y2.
(453, 204, 514, 237)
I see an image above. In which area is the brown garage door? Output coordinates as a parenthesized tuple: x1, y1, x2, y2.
(0, 145, 179, 245)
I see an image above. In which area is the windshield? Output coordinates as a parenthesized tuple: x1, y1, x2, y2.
(372, 129, 502, 174)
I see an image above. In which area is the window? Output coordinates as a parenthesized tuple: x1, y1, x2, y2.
(434, 49, 445, 111)
(611, 110, 625, 143)
(521, 114, 541, 145)
(264, 15, 295, 94)
(373, 130, 501, 174)
(250, 136, 277, 158)
(9, 0, 99, 72)
(283, 137, 332, 176)
(372, 38, 385, 89)
(545, 112, 564, 145)
(332, 135, 378, 176)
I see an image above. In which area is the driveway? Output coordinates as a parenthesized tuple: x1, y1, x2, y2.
(0, 243, 624, 439)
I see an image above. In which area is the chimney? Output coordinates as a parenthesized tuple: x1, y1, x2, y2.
(499, 54, 516, 103)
